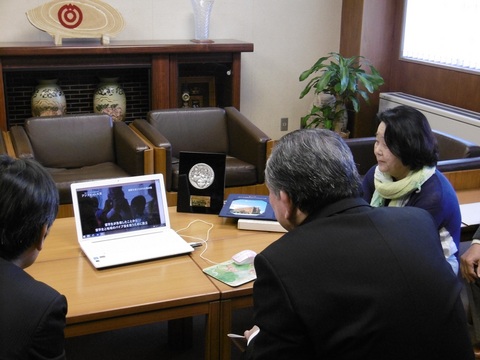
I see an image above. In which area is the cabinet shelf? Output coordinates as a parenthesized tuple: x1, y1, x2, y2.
(0, 40, 253, 130)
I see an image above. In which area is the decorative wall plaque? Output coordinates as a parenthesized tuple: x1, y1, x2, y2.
(26, 0, 125, 46)
(177, 151, 226, 214)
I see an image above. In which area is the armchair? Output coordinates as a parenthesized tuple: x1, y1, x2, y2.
(10, 114, 153, 206)
(0, 131, 7, 155)
(345, 130, 480, 176)
(131, 107, 271, 197)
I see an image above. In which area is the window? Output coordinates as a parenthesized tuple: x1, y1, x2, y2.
(402, 0, 480, 73)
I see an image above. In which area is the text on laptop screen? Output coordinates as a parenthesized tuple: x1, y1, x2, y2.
(76, 180, 167, 239)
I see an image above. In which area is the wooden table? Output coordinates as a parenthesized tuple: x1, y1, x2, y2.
(169, 212, 281, 358)
(456, 188, 480, 241)
(26, 209, 282, 360)
(27, 215, 221, 360)
(28, 188, 480, 359)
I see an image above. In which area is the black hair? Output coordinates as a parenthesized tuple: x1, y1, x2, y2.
(377, 105, 438, 170)
(0, 155, 59, 260)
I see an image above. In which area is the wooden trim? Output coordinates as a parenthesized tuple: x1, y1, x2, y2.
(0, 40, 254, 57)
(143, 146, 154, 175)
(219, 296, 254, 359)
(127, 124, 155, 175)
(151, 54, 170, 109)
(129, 124, 168, 176)
(57, 204, 74, 218)
(444, 169, 480, 191)
(2, 131, 15, 157)
(0, 60, 5, 131)
(266, 139, 276, 159)
(231, 52, 242, 110)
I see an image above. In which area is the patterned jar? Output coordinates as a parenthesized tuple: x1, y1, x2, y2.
(93, 77, 126, 122)
(31, 79, 67, 117)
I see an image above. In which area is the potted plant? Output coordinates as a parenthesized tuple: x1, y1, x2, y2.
(299, 52, 384, 133)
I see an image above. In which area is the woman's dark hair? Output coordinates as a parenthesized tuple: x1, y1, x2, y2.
(0, 155, 59, 260)
(377, 105, 438, 170)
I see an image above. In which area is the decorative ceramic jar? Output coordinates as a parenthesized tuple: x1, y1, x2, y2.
(31, 79, 67, 117)
(190, 0, 215, 43)
(93, 77, 126, 122)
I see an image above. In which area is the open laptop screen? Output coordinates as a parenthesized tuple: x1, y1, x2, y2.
(72, 176, 168, 239)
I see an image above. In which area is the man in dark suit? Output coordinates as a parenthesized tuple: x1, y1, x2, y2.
(0, 155, 67, 359)
(243, 129, 473, 359)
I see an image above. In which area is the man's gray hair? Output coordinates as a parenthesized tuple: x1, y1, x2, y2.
(265, 129, 361, 214)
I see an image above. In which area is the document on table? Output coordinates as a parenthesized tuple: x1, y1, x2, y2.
(460, 203, 480, 227)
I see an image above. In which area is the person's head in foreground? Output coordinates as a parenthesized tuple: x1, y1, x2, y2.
(265, 128, 362, 231)
(0, 155, 67, 360)
(0, 154, 59, 267)
(243, 129, 473, 360)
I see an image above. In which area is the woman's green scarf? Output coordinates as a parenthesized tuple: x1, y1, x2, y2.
(370, 166, 436, 207)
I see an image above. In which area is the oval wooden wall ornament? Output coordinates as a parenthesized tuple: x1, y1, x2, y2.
(26, 0, 125, 46)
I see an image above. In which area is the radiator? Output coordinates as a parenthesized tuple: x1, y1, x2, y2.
(378, 92, 480, 145)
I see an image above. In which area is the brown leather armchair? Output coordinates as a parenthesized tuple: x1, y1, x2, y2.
(345, 130, 480, 176)
(131, 107, 272, 194)
(10, 114, 153, 205)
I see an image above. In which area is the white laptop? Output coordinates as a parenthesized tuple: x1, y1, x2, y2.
(70, 174, 194, 269)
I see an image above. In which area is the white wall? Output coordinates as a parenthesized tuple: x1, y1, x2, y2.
(0, 0, 342, 140)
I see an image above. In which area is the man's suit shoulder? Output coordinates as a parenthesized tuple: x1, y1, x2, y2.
(1, 260, 62, 303)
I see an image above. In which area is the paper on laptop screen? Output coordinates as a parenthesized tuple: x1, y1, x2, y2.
(71, 175, 169, 240)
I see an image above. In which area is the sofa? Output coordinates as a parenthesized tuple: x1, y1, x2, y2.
(345, 130, 480, 176)
(131, 107, 272, 193)
(10, 114, 152, 205)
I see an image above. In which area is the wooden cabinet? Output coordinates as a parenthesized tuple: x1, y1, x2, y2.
(0, 40, 253, 131)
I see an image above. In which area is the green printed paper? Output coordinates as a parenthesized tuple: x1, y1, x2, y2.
(203, 260, 256, 287)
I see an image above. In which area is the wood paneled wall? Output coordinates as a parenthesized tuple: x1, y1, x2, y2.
(341, 0, 480, 138)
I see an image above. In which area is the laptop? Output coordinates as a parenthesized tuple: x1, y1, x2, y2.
(70, 174, 194, 269)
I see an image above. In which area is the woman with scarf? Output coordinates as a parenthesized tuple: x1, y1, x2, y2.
(362, 105, 461, 274)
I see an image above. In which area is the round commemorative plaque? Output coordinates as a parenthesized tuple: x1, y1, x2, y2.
(188, 163, 215, 189)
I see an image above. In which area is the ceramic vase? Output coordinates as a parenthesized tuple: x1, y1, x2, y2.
(190, 0, 215, 43)
(31, 79, 67, 117)
(93, 77, 126, 122)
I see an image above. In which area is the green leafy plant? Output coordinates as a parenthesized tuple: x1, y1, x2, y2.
(299, 52, 384, 130)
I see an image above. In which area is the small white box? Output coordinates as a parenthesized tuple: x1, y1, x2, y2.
(237, 219, 287, 233)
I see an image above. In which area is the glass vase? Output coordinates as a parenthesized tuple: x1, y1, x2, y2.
(190, 0, 215, 43)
